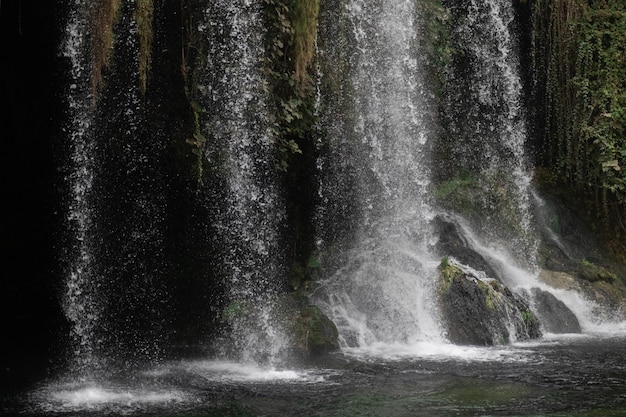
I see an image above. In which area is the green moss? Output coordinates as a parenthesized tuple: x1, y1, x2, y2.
(434, 175, 478, 206)
(438, 258, 464, 293)
(579, 259, 617, 283)
(135, 0, 154, 95)
(294, 306, 339, 354)
(221, 301, 251, 325)
(417, 0, 452, 96)
(520, 309, 535, 324)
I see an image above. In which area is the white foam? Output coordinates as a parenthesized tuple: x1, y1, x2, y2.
(341, 341, 532, 363)
(33, 382, 187, 414)
(173, 360, 327, 384)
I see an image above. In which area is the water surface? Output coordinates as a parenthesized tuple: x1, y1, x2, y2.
(8, 335, 626, 416)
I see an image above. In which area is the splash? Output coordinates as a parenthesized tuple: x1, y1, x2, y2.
(315, 0, 442, 347)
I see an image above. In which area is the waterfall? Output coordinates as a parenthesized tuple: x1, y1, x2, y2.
(198, 0, 288, 364)
(62, 0, 100, 374)
(61, 0, 168, 375)
(440, 0, 626, 331)
(442, 0, 538, 266)
(314, 0, 443, 347)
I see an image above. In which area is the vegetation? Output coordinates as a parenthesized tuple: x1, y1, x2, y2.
(579, 258, 618, 283)
(532, 0, 626, 236)
(291, 0, 320, 87)
(418, 0, 452, 94)
(90, 0, 154, 98)
(263, 0, 319, 171)
(90, 0, 121, 98)
(438, 257, 463, 293)
(293, 305, 339, 355)
(135, 0, 154, 95)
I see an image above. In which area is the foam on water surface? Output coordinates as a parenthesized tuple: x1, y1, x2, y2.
(31, 381, 188, 415)
(342, 341, 533, 363)
(178, 360, 326, 383)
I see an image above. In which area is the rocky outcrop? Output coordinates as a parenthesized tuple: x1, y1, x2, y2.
(433, 215, 501, 281)
(293, 306, 339, 356)
(528, 287, 581, 333)
(439, 260, 542, 346)
(539, 269, 626, 321)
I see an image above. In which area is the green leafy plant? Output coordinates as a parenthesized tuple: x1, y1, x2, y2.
(533, 0, 626, 234)
(221, 301, 251, 325)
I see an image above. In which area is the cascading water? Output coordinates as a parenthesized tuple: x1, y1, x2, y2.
(10, 1, 626, 416)
(198, 0, 288, 365)
(61, 0, 168, 375)
(315, 0, 443, 348)
(440, 0, 624, 332)
(62, 0, 100, 374)
(442, 0, 538, 265)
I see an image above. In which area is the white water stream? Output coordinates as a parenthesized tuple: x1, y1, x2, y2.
(315, 0, 443, 347)
(200, 0, 289, 364)
(62, 0, 101, 374)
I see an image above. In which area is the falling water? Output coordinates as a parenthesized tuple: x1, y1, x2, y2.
(315, 0, 443, 347)
(440, 0, 626, 330)
(62, 0, 100, 374)
(199, 0, 288, 364)
(443, 0, 538, 264)
(61, 0, 169, 374)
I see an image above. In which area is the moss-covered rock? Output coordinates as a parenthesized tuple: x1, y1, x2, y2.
(438, 260, 542, 346)
(293, 306, 339, 356)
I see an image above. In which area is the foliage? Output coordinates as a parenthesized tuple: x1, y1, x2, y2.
(291, 0, 320, 87)
(579, 258, 617, 283)
(438, 258, 463, 293)
(184, 101, 206, 184)
(90, 0, 122, 98)
(533, 0, 626, 234)
(263, 0, 319, 171)
(520, 309, 535, 325)
(434, 175, 477, 204)
(90, 0, 154, 97)
(293, 305, 339, 355)
(418, 0, 452, 95)
(134, 0, 154, 95)
(221, 301, 251, 325)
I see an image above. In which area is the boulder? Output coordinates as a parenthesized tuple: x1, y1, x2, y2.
(529, 287, 581, 333)
(433, 215, 501, 280)
(439, 260, 542, 346)
(293, 306, 339, 356)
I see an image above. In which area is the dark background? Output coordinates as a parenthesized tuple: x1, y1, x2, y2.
(1, 0, 68, 391)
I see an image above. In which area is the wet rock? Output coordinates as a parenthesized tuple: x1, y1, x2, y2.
(439, 261, 541, 346)
(529, 287, 581, 333)
(540, 269, 626, 321)
(433, 215, 501, 280)
(293, 306, 339, 356)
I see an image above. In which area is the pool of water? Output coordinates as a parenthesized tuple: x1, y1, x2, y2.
(5, 334, 626, 416)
